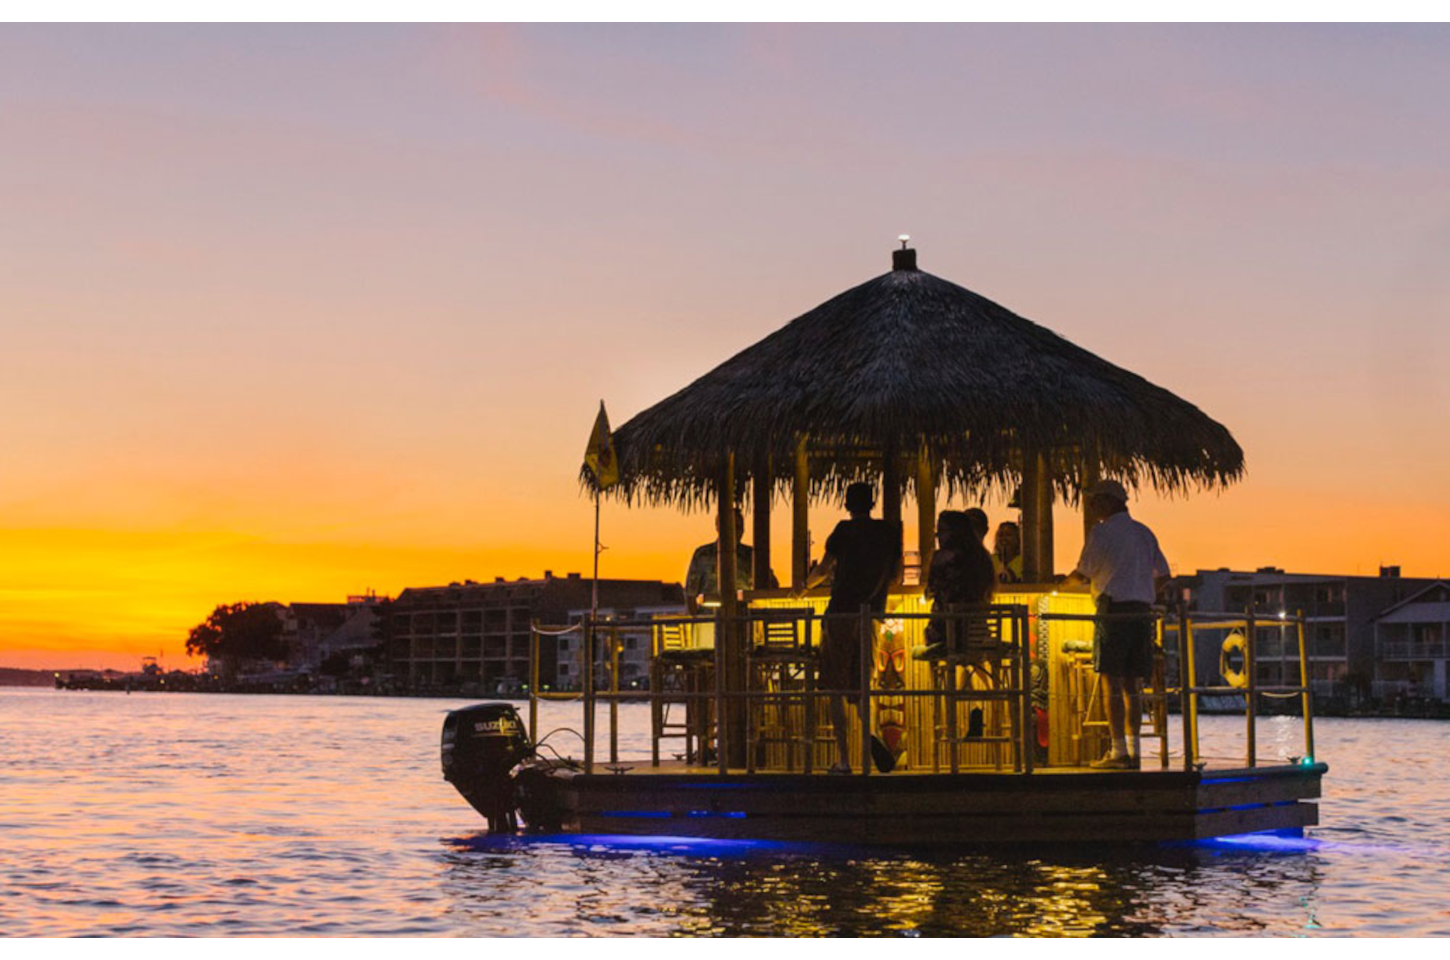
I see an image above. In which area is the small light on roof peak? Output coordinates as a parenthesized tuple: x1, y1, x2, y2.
(892, 235, 917, 271)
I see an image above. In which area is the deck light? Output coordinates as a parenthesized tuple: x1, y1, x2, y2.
(898, 234, 910, 249)
(1197, 830, 1320, 853)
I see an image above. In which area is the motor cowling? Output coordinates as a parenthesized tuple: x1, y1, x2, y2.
(441, 702, 532, 832)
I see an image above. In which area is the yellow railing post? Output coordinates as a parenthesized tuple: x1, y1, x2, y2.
(1177, 604, 1196, 770)
(859, 605, 872, 777)
(715, 608, 728, 775)
(1297, 609, 1315, 762)
(529, 621, 539, 743)
(1245, 606, 1257, 768)
(609, 624, 620, 765)
(583, 616, 595, 774)
(1020, 606, 1034, 775)
(745, 609, 757, 776)
(1153, 615, 1168, 767)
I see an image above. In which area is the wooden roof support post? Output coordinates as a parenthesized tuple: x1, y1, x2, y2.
(1038, 463, 1056, 580)
(1081, 451, 1101, 544)
(882, 444, 902, 585)
(753, 452, 772, 590)
(792, 436, 810, 589)
(717, 450, 746, 769)
(916, 446, 936, 576)
(1020, 450, 1055, 582)
(1020, 452, 1040, 582)
(718, 450, 739, 615)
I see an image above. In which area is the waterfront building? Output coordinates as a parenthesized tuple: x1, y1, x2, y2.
(1183, 566, 1444, 700)
(386, 572, 683, 692)
(281, 594, 385, 672)
(1372, 581, 1450, 701)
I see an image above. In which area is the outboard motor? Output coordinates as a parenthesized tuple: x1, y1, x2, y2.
(441, 702, 532, 832)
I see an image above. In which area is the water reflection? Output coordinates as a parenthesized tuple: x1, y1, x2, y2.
(6, 690, 1445, 936)
(440, 832, 1325, 936)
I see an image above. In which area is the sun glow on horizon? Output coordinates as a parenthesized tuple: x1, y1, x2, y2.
(4, 25, 1449, 668)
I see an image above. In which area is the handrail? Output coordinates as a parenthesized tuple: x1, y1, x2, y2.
(1161, 606, 1316, 768)
(527, 603, 1316, 775)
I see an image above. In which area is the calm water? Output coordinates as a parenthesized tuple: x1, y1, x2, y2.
(2, 687, 1448, 937)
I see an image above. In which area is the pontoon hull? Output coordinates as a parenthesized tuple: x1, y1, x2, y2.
(517, 762, 1326, 845)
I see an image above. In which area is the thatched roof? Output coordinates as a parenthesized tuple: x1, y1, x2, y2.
(597, 252, 1243, 508)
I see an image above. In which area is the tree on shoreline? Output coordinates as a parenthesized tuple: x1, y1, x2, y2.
(186, 602, 286, 677)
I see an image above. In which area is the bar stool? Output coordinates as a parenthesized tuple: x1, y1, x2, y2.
(913, 604, 1021, 773)
(1061, 638, 1109, 766)
(1061, 624, 1169, 768)
(745, 608, 818, 773)
(650, 619, 714, 767)
(1140, 620, 1171, 768)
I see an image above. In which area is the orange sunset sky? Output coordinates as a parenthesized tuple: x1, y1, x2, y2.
(3, 24, 1449, 670)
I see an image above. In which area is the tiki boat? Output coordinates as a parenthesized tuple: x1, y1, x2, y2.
(441, 243, 1326, 845)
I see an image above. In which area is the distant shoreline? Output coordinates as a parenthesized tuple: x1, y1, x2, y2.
(6, 677, 1448, 721)
(0, 668, 57, 687)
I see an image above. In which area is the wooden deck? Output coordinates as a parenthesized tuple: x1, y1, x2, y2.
(531, 761, 1326, 845)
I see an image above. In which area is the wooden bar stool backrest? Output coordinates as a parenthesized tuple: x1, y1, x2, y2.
(756, 608, 814, 654)
(655, 620, 687, 655)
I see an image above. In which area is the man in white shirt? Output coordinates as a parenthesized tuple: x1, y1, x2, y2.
(1067, 479, 1171, 770)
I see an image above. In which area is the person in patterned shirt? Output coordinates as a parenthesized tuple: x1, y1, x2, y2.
(684, 510, 778, 614)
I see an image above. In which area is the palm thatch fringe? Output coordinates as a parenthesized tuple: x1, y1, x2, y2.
(584, 261, 1242, 509)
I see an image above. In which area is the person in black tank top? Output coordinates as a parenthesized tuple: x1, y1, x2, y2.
(801, 482, 902, 774)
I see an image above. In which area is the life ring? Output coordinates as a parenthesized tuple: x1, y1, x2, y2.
(1220, 632, 1249, 689)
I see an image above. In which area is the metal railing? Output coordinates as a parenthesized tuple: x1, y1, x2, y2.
(526, 602, 1317, 775)
(1380, 639, 1450, 661)
(1165, 607, 1315, 768)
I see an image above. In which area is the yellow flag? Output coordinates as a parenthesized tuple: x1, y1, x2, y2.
(583, 401, 619, 489)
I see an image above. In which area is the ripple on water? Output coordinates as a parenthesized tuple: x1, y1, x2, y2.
(3, 690, 1450, 935)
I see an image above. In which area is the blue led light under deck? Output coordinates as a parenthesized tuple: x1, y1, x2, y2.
(1199, 776, 1257, 785)
(601, 809, 748, 819)
(563, 834, 791, 853)
(1193, 830, 1321, 853)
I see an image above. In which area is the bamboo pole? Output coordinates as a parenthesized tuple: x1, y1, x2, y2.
(1081, 458, 1101, 545)
(718, 451, 745, 770)
(792, 436, 810, 589)
(1021, 451, 1042, 582)
(753, 452, 772, 589)
(882, 446, 902, 536)
(916, 446, 936, 577)
(1037, 458, 1055, 579)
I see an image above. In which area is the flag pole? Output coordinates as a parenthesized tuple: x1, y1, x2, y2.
(584, 485, 601, 775)
(592, 489, 600, 616)
(581, 399, 616, 770)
